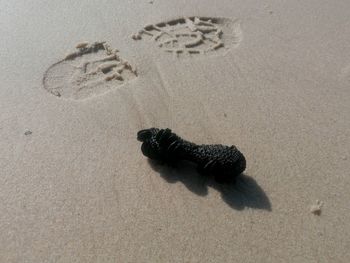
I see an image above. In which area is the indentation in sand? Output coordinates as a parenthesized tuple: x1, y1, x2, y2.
(43, 41, 137, 100)
(132, 16, 242, 57)
(310, 200, 323, 216)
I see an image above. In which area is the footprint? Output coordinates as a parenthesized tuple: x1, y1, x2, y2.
(43, 41, 137, 100)
(132, 16, 242, 57)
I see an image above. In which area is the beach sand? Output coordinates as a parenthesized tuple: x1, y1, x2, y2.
(1, 0, 350, 262)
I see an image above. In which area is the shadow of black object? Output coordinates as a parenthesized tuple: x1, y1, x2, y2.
(148, 159, 271, 211)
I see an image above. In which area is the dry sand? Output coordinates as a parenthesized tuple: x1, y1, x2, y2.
(1, 0, 350, 262)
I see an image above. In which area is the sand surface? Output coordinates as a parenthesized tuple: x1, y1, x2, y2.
(1, 0, 350, 262)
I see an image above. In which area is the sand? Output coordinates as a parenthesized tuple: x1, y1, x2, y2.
(1, 0, 350, 262)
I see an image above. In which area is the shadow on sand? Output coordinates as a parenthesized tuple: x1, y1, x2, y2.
(148, 159, 271, 211)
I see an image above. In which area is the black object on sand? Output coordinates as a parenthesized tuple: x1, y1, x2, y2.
(137, 128, 246, 183)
